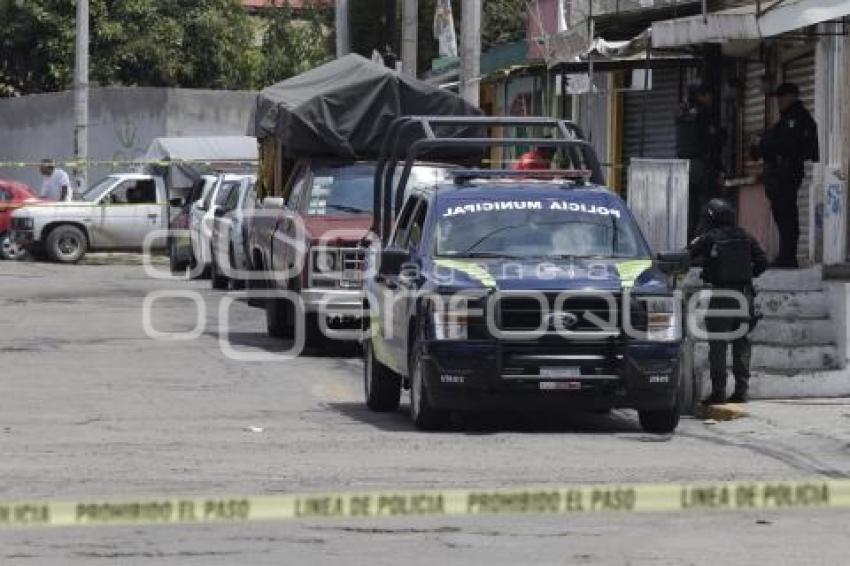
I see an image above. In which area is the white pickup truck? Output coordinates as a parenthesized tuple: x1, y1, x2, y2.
(11, 173, 175, 263)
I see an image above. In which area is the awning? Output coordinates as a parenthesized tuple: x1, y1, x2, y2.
(142, 136, 258, 188)
(652, 0, 850, 48)
(552, 29, 695, 72)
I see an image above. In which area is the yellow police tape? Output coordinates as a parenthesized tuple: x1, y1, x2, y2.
(2, 479, 847, 529)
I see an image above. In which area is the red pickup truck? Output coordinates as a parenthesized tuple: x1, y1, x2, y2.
(248, 159, 451, 346)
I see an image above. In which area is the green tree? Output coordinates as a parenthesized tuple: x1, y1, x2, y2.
(0, 0, 331, 96)
(260, 2, 331, 85)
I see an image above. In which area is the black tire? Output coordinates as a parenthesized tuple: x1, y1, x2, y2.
(169, 237, 188, 274)
(409, 338, 449, 430)
(45, 225, 87, 264)
(210, 246, 229, 290)
(364, 339, 401, 411)
(638, 405, 681, 434)
(266, 295, 293, 338)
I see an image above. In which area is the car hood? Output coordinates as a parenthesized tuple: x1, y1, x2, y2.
(427, 257, 670, 294)
(303, 215, 372, 245)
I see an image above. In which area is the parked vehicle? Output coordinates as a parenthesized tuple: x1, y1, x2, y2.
(362, 117, 690, 432)
(11, 174, 171, 263)
(168, 175, 216, 274)
(250, 159, 452, 345)
(188, 173, 254, 278)
(210, 175, 257, 290)
(0, 179, 40, 260)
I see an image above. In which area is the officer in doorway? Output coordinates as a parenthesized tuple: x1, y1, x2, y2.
(689, 199, 768, 404)
(752, 82, 819, 268)
(676, 83, 725, 240)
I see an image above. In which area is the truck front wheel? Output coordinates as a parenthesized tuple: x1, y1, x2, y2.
(409, 339, 449, 430)
(45, 225, 87, 264)
(364, 339, 401, 411)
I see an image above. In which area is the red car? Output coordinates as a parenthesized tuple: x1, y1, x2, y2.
(0, 179, 40, 260)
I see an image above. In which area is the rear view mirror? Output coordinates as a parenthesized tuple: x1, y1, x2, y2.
(657, 251, 691, 275)
(379, 247, 410, 276)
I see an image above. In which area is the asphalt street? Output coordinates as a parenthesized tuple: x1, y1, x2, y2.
(2, 259, 850, 565)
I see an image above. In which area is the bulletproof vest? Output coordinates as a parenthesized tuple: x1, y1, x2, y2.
(675, 109, 702, 159)
(709, 237, 753, 286)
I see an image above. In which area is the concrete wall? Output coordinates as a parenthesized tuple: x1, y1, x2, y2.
(0, 87, 256, 191)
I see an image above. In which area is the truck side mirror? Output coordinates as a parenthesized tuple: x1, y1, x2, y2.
(213, 206, 227, 218)
(262, 197, 285, 208)
(379, 247, 410, 276)
(656, 251, 691, 275)
(169, 197, 183, 207)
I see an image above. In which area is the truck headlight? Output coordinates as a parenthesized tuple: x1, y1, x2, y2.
(432, 310, 469, 340)
(645, 296, 681, 342)
(313, 249, 339, 273)
(13, 216, 34, 230)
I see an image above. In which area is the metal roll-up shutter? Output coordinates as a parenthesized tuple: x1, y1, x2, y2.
(783, 51, 816, 261)
(622, 67, 682, 166)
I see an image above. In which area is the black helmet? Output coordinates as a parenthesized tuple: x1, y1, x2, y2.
(703, 198, 735, 227)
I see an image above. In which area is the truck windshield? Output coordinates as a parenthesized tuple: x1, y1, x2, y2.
(306, 164, 375, 216)
(80, 177, 118, 202)
(434, 196, 648, 259)
(305, 164, 452, 216)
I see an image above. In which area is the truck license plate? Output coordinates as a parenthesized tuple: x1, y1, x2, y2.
(539, 366, 580, 379)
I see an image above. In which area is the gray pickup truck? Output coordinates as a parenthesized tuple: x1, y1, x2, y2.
(11, 173, 172, 263)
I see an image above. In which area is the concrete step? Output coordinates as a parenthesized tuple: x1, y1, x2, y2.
(695, 342, 842, 372)
(749, 318, 834, 346)
(754, 290, 829, 319)
(754, 267, 823, 292)
(683, 267, 823, 292)
(693, 368, 850, 399)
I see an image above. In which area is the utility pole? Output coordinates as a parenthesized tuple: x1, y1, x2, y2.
(460, 0, 481, 106)
(335, 0, 350, 58)
(401, 0, 418, 75)
(74, 0, 89, 192)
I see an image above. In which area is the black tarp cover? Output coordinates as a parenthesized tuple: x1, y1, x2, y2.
(251, 54, 481, 159)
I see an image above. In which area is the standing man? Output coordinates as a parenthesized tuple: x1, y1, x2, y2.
(689, 199, 768, 404)
(753, 83, 819, 268)
(676, 83, 725, 239)
(39, 159, 72, 201)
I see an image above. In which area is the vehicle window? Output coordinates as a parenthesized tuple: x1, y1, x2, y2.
(286, 172, 309, 210)
(434, 195, 647, 259)
(305, 163, 374, 216)
(82, 177, 118, 202)
(188, 178, 207, 204)
(390, 197, 421, 248)
(104, 179, 157, 205)
(402, 201, 428, 251)
(243, 184, 257, 212)
(0, 188, 9, 202)
(215, 182, 239, 208)
(224, 184, 242, 211)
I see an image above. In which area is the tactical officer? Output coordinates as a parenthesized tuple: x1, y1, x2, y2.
(689, 199, 768, 404)
(676, 83, 725, 239)
(753, 82, 819, 268)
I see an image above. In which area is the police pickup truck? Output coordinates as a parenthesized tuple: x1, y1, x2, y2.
(362, 117, 689, 433)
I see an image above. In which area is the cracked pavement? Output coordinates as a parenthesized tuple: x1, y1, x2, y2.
(2, 261, 850, 564)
